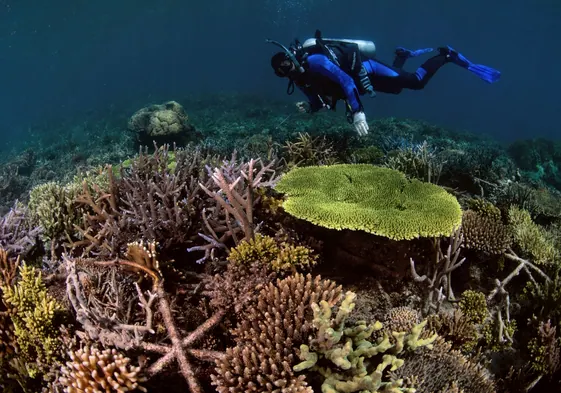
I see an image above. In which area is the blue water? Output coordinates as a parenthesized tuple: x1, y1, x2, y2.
(1, 0, 560, 145)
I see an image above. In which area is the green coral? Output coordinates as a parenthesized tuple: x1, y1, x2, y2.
(275, 164, 462, 241)
(294, 291, 436, 392)
(508, 206, 559, 265)
(227, 233, 318, 273)
(482, 318, 516, 351)
(466, 198, 502, 220)
(1, 264, 64, 379)
(458, 290, 488, 325)
(28, 181, 81, 242)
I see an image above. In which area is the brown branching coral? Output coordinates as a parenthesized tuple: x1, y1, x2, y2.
(410, 227, 467, 315)
(58, 344, 148, 392)
(73, 144, 204, 258)
(389, 336, 496, 393)
(461, 209, 513, 254)
(211, 273, 343, 392)
(282, 132, 338, 168)
(66, 240, 225, 393)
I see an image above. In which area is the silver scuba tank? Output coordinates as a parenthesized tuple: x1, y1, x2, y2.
(302, 38, 376, 59)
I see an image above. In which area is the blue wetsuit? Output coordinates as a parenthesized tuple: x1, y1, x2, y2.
(295, 51, 448, 113)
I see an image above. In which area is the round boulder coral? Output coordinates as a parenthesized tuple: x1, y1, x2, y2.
(127, 101, 199, 146)
(275, 164, 462, 240)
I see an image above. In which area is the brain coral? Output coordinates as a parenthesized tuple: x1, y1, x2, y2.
(275, 164, 462, 240)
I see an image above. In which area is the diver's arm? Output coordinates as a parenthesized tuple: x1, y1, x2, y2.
(306, 54, 362, 113)
(297, 87, 324, 113)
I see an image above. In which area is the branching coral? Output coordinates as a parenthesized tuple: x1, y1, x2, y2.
(190, 155, 279, 262)
(410, 228, 467, 315)
(73, 144, 205, 258)
(1, 263, 64, 379)
(275, 164, 462, 241)
(528, 319, 560, 377)
(294, 291, 437, 393)
(211, 273, 342, 392)
(28, 181, 81, 247)
(227, 233, 318, 273)
(282, 132, 338, 168)
(58, 344, 148, 392)
(0, 201, 42, 259)
(461, 209, 513, 254)
(508, 206, 559, 266)
(389, 336, 495, 393)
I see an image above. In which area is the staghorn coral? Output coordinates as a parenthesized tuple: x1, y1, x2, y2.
(294, 291, 437, 393)
(466, 198, 502, 220)
(275, 164, 462, 241)
(1, 263, 64, 379)
(461, 209, 512, 254)
(384, 140, 444, 184)
(227, 233, 318, 273)
(282, 132, 338, 168)
(190, 155, 279, 262)
(73, 144, 204, 257)
(0, 201, 42, 259)
(389, 336, 495, 393)
(211, 273, 342, 392)
(58, 344, 148, 392)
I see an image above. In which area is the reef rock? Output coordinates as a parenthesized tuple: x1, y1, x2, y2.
(128, 101, 200, 146)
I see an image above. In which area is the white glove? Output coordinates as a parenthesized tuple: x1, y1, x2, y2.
(352, 111, 369, 136)
(295, 101, 311, 113)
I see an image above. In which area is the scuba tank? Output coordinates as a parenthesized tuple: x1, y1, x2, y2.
(302, 38, 376, 59)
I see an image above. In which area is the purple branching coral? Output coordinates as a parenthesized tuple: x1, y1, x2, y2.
(0, 201, 42, 258)
(188, 154, 279, 263)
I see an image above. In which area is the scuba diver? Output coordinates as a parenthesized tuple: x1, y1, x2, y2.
(268, 30, 501, 136)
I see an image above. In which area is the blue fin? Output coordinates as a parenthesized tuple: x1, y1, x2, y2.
(445, 45, 501, 83)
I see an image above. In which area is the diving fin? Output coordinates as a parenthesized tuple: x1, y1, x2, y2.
(443, 46, 501, 83)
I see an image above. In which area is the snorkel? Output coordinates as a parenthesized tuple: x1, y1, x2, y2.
(266, 38, 305, 74)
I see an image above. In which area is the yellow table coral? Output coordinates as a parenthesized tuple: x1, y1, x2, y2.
(275, 164, 462, 240)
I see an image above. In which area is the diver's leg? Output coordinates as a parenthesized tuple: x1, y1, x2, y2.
(363, 56, 448, 92)
(392, 47, 434, 69)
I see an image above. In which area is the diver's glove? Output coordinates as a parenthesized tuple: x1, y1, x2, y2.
(352, 111, 369, 136)
(295, 101, 311, 113)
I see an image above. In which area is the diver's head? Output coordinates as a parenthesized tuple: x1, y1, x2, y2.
(271, 52, 295, 77)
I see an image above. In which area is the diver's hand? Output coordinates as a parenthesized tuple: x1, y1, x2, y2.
(295, 101, 310, 113)
(352, 111, 369, 136)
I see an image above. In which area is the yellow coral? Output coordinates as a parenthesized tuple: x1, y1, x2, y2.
(458, 290, 488, 325)
(1, 264, 63, 378)
(227, 233, 318, 273)
(275, 164, 462, 240)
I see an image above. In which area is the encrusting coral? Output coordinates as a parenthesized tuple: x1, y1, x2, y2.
(275, 164, 462, 241)
(211, 273, 343, 392)
(58, 344, 148, 392)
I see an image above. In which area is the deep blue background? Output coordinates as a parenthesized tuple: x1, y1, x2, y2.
(1, 0, 560, 143)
